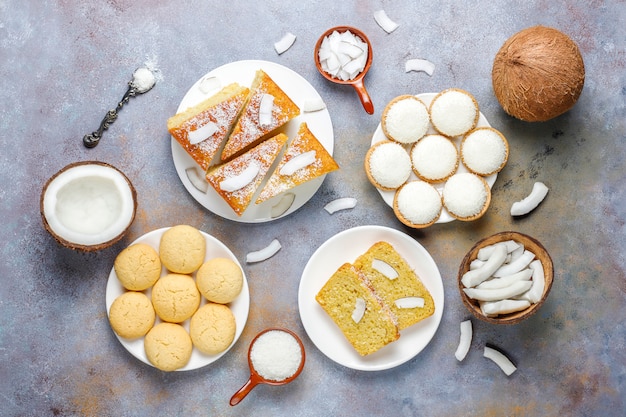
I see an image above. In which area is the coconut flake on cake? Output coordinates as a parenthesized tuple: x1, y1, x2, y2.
(382, 96, 430, 144)
(461, 127, 509, 176)
(429, 89, 479, 137)
(442, 172, 489, 219)
(366, 141, 411, 190)
(394, 181, 442, 227)
(410, 134, 459, 182)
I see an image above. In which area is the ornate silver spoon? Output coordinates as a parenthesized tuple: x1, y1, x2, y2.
(83, 67, 156, 148)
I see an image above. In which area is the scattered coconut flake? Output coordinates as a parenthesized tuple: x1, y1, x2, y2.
(511, 181, 549, 216)
(198, 76, 221, 94)
(372, 259, 398, 280)
(374, 9, 399, 33)
(280, 151, 316, 176)
(246, 239, 281, 263)
(303, 97, 327, 113)
(324, 197, 357, 214)
(188, 121, 218, 145)
(274, 32, 297, 55)
(219, 163, 260, 192)
(185, 167, 208, 193)
(395, 297, 424, 309)
(352, 297, 366, 323)
(484, 345, 517, 376)
(405, 58, 435, 76)
(454, 320, 473, 361)
(258, 94, 275, 127)
(270, 192, 296, 218)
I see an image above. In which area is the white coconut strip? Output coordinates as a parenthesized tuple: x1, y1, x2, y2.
(475, 268, 533, 290)
(511, 181, 549, 216)
(394, 297, 424, 309)
(477, 241, 519, 261)
(470, 259, 486, 270)
(374, 9, 399, 33)
(405, 58, 435, 76)
(484, 346, 517, 376)
(246, 239, 281, 263)
(280, 151, 316, 176)
(302, 97, 326, 112)
(481, 299, 531, 316)
(274, 32, 297, 55)
(258, 94, 274, 127)
(219, 163, 260, 192)
(463, 280, 532, 302)
(454, 320, 472, 361)
(198, 76, 221, 94)
(351, 297, 366, 323)
(519, 259, 545, 303)
(493, 250, 535, 277)
(324, 197, 357, 214)
(270, 192, 295, 218)
(372, 259, 398, 280)
(185, 167, 208, 193)
(188, 121, 218, 145)
(461, 244, 508, 288)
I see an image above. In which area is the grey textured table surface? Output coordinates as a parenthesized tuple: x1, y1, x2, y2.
(1, 1, 624, 416)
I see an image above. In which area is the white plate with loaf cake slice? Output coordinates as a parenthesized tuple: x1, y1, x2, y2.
(369, 91, 507, 225)
(169, 60, 336, 223)
(298, 225, 444, 371)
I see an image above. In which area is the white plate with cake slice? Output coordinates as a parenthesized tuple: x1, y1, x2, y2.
(105, 227, 250, 371)
(298, 225, 444, 371)
(370, 92, 497, 223)
(171, 60, 334, 223)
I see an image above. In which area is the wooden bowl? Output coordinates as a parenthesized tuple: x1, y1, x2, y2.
(458, 231, 553, 324)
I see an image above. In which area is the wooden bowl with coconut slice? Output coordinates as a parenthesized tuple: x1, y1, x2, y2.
(40, 161, 137, 251)
(458, 231, 553, 324)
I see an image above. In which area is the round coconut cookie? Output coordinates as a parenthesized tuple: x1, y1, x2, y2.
(393, 180, 443, 228)
(144, 322, 193, 372)
(461, 127, 509, 176)
(159, 225, 206, 274)
(381, 95, 430, 145)
(442, 173, 491, 221)
(189, 303, 236, 355)
(114, 243, 161, 291)
(365, 141, 412, 191)
(410, 134, 459, 183)
(108, 291, 156, 339)
(429, 88, 479, 137)
(151, 273, 201, 323)
(196, 258, 243, 304)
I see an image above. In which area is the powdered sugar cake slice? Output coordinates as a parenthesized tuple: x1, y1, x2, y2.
(221, 69, 300, 161)
(256, 122, 339, 204)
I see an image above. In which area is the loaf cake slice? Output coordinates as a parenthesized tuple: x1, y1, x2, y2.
(256, 122, 339, 203)
(221, 70, 300, 161)
(205, 133, 288, 216)
(168, 83, 250, 170)
(353, 242, 435, 329)
(315, 263, 400, 356)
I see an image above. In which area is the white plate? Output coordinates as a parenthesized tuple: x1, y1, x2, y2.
(105, 227, 250, 371)
(171, 60, 334, 223)
(298, 225, 444, 371)
(370, 93, 497, 223)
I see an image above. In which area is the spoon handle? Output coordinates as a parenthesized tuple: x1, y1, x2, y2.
(83, 84, 137, 148)
(351, 79, 374, 115)
(229, 376, 261, 406)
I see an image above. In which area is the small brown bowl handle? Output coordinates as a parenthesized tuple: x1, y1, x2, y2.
(230, 374, 263, 406)
(351, 79, 374, 114)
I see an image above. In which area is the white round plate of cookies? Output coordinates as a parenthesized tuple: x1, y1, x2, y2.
(298, 225, 444, 371)
(171, 60, 334, 223)
(105, 226, 250, 371)
(369, 92, 498, 223)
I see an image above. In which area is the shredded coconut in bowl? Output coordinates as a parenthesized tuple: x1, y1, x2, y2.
(250, 330, 302, 381)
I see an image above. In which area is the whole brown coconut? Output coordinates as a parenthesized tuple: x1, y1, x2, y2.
(492, 26, 585, 122)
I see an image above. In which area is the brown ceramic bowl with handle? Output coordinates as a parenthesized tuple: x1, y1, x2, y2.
(458, 231, 553, 324)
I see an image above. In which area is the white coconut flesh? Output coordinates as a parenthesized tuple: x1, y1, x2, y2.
(42, 163, 136, 247)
